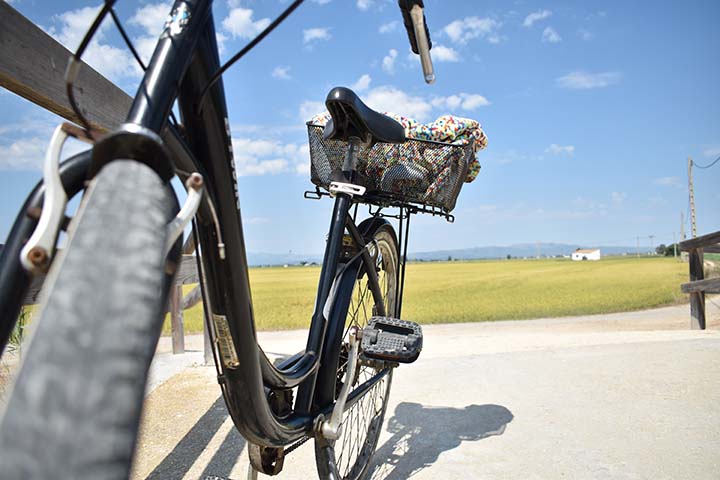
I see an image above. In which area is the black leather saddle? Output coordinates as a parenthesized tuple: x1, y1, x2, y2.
(323, 87, 405, 145)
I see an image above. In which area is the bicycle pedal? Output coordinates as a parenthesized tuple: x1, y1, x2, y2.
(361, 317, 422, 364)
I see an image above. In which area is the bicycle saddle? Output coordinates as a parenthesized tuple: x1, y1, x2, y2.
(323, 87, 405, 144)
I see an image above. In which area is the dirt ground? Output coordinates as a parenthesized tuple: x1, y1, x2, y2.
(132, 299, 720, 479)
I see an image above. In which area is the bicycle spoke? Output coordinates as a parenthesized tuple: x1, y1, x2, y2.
(327, 229, 397, 479)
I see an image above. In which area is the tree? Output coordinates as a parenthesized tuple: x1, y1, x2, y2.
(506, 254, 511, 260)
(655, 244, 667, 255)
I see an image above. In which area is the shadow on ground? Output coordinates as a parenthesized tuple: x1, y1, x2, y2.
(145, 396, 246, 480)
(368, 402, 514, 480)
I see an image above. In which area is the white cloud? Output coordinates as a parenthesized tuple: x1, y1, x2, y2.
(311, 0, 332, 4)
(611, 191, 627, 205)
(443, 17, 502, 44)
(50, 5, 139, 82)
(301, 86, 489, 124)
(578, 29, 594, 41)
(379, 21, 398, 34)
(272, 66, 292, 80)
(0, 136, 87, 170)
(703, 147, 720, 157)
(129, 2, 171, 35)
(245, 217, 271, 225)
(363, 86, 432, 120)
(357, 0, 373, 11)
(556, 71, 622, 89)
(299, 101, 326, 121)
(382, 49, 398, 74)
(303, 27, 331, 44)
(432, 93, 490, 111)
(216, 32, 228, 55)
(0, 137, 47, 169)
(232, 137, 309, 176)
(542, 27, 561, 43)
(351, 74, 372, 92)
(222, 7, 271, 39)
(129, 2, 173, 63)
(432, 45, 461, 62)
(545, 144, 575, 155)
(523, 10, 552, 27)
(654, 176, 679, 186)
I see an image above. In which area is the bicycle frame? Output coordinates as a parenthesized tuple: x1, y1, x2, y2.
(122, 0, 392, 448)
(0, 0, 392, 449)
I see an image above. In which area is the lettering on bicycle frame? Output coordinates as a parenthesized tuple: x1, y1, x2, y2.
(164, 2, 191, 37)
(212, 313, 240, 368)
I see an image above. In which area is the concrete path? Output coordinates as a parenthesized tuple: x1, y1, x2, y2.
(135, 300, 720, 479)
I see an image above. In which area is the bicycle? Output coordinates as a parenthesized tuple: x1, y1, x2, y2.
(0, 0, 480, 478)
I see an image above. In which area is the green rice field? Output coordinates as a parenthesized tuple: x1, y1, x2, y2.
(163, 256, 689, 334)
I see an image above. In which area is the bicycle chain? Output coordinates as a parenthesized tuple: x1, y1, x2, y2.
(284, 435, 311, 456)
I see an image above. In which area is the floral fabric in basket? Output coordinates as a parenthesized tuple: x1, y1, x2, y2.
(308, 111, 487, 183)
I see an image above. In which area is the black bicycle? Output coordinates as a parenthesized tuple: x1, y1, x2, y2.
(0, 1, 478, 478)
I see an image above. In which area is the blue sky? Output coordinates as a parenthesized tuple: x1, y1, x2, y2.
(1, 0, 718, 255)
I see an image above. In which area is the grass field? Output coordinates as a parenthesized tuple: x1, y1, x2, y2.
(163, 256, 689, 334)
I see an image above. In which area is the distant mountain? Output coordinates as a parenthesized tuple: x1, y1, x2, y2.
(247, 251, 323, 267)
(245, 243, 638, 266)
(409, 243, 638, 261)
(0, 243, 638, 267)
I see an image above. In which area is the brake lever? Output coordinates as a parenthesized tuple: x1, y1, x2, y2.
(399, 0, 435, 84)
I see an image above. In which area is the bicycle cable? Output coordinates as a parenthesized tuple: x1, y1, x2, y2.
(67, 0, 183, 134)
(693, 156, 720, 169)
(196, 0, 305, 115)
(65, 0, 118, 133)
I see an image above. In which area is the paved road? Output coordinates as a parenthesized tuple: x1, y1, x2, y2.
(135, 301, 720, 479)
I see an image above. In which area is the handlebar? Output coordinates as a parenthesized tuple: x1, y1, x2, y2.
(399, 0, 435, 84)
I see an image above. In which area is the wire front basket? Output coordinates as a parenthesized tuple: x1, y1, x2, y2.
(307, 124, 474, 213)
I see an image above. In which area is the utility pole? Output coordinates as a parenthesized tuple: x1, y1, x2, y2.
(673, 232, 677, 258)
(649, 235, 655, 255)
(636, 236, 640, 257)
(688, 157, 697, 238)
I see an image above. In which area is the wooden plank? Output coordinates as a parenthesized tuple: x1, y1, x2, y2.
(679, 230, 720, 252)
(0, 2, 132, 131)
(703, 244, 720, 254)
(176, 255, 199, 285)
(22, 255, 199, 305)
(688, 249, 705, 330)
(181, 285, 202, 310)
(681, 277, 720, 294)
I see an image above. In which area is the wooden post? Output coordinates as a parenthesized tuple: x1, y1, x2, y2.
(203, 314, 214, 366)
(169, 283, 185, 354)
(688, 248, 705, 330)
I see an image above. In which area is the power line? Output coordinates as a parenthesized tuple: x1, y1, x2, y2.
(693, 155, 720, 169)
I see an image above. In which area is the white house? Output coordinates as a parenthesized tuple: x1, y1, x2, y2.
(571, 248, 601, 261)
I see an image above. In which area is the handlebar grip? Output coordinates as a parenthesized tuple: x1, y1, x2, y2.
(398, 0, 435, 84)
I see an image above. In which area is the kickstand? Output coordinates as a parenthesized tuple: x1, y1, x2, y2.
(247, 463, 259, 480)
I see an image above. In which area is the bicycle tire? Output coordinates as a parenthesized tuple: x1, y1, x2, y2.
(0, 160, 177, 479)
(315, 221, 398, 480)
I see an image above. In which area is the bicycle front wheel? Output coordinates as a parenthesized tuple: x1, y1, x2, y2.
(0, 160, 178, 479)
(315, 220, 398, 480)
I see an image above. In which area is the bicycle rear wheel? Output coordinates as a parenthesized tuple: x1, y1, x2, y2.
(315, 220, 398, 480)
(0, 160, 178, 479)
